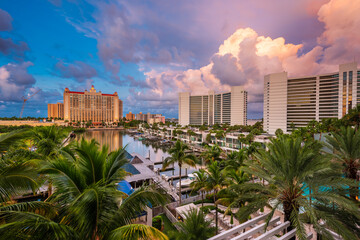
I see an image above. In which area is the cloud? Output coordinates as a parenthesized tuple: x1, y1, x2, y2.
(54, 60, 97, 82)
(0, 9, 29, 59)
(130, 0, 360, 118)
(118, 75, 150, 89)
(318, 0, 360, 64)
(0, 62, 36, 102)
(0, 38, 29, 57)
(0, 9, 12, 31)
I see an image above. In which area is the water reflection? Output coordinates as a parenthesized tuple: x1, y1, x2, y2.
(78, 130, 197, 198)
(78, 130, 170, 163)
(79, 130, 123, 152)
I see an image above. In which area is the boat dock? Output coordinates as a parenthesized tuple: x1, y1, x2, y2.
(152, 176, 180, 202)
(166, 174, 188, 181)
(180, 187, 192, 193)
(159, 167, 175, 172)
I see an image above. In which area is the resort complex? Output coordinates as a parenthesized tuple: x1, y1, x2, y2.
(264, 62, 360, 134)
(179, 86, 248, 126)
(47, 85, 123, 123)
(2, 0, 360, 239)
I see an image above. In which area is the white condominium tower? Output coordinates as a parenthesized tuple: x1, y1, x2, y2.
(264, 62, 359, 134)
(179, 86, 247, 126)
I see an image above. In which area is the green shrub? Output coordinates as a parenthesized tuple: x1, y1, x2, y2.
(152, 216, 163, 230)
(193, 198, 214, 205)
(200, 205, 216, 214)
(200, 205, 225, 215)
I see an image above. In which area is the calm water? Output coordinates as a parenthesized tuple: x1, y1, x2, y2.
(78, 130, 197, 188)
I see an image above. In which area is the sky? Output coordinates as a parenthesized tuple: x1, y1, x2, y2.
(0, 0, 359, 119)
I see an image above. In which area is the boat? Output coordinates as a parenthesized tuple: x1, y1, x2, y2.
(176, 173, 195, 189)
(161, 174, 169, 181)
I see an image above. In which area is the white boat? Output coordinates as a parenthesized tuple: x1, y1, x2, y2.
(176, 173, 195, 189)
(161, 174, 169, 181)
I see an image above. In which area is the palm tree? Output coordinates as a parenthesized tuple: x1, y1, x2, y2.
(201, 144, 222, 165)
(343, 105, 360, 129)
(235, 135, 360, 239)
(0, 129, 39, 202)
(325, 126, 360, 199)
(31, 126, 70, 196)
(187, 129, 196, 144)
(190, 169, 208, 208)
(217, 168, 249, 218)
(163, 140, 197, 205)
(205, 160, 226, 234)
(171, 208, 216, 240)
(214, 131, 225, 146)
(224, 149, 247, 172)
(0, 129, 30, 155)
(31, 125, 69, 158)
(0, 139, 168, 240)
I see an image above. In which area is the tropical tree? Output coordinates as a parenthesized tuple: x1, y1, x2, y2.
(163, 140, 197, 205)
(325, 126, 360, 199)
(205, 133, 212, 143)
(0, 129, 39, 202)
(170, 209, 216, 240)
(0, 139, 168, 240)
(205, 160, 226, 234)
(201, 144, 222, 165)
(190, 169, 208, 208)
(235, 135, 360, 239)
(214, 131, 225, 146)
(274, 128, 284, 136)
(0, 129, 30, 155)
(224, 149, 247, 172)
(187, 130, 196, 144)
(217, 170, 249, 219)
(343, 105, 360, 128)
(31, 126, 69, 158)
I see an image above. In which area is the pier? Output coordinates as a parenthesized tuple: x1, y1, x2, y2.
(166, 174, 188, 181)
(159, 167, 175, 172)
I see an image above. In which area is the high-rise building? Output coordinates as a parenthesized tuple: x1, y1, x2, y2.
(136, 112, 165, 123)
(126, 112, 135, 121)
(264, 62, 359, 134)
(47, 102, 64, 119)
(178, 86, 247, 126)
(63, 85, 123, 123)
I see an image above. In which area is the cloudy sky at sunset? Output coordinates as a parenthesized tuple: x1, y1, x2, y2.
(0, 0, 359, 118)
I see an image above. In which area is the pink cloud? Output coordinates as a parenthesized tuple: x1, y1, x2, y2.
(133, 0, 360, 118)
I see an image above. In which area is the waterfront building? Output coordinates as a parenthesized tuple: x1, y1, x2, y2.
(264, 62, 359, 134)
(47, 102, 64, 119)
(139, 124, 271, 152)
(178, 86, 247, 126)
(126, 112, 135, 121)
(63, 85, 123, 123)
(136, 112, 165, 123)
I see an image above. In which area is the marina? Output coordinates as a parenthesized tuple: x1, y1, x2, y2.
(79, 129, 199, 199)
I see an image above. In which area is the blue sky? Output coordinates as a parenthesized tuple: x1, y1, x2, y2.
(0, 0, 358, 119)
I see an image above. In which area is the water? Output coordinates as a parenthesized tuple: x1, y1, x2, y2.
(78, 130, 198, 197)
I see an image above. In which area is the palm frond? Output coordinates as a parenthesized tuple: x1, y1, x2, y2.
(108, 224, 168, 240)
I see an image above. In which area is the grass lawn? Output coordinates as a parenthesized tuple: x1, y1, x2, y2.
(158, 213, 177, 235)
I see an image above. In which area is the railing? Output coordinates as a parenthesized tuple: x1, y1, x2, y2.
(163, 206, 181, 230)
(181, 195, 203, 205)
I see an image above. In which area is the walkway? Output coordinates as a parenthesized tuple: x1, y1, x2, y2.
(153, 175, 180, 202)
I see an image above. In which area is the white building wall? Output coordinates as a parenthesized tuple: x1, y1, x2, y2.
(178, 92, 190, 126)
(230, 86, 247, 125)
(316, 76, 320, 121)
(264, 72, 288, 134)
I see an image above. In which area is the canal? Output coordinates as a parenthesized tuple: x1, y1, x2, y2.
(79, 130, 198, 198)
